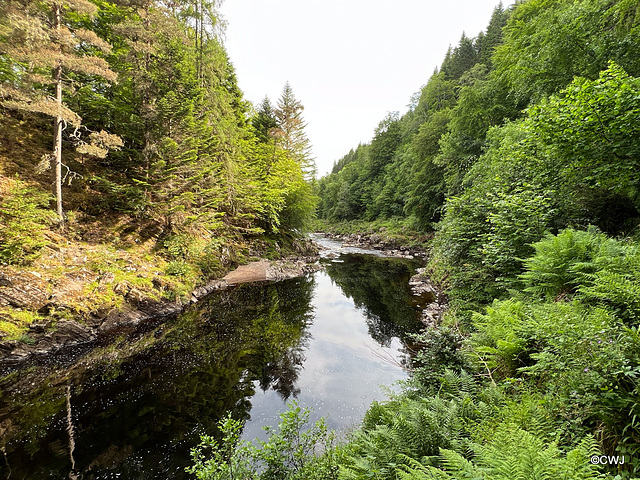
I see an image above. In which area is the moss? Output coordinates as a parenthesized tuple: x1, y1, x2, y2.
(0, 308, 45, 339)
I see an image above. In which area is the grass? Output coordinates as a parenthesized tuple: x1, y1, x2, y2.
(0, 308, 46, 340)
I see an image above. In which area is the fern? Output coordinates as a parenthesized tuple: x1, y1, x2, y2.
(340, 374, 506, 480)
(433, 425, 612, 480)
(520, 228, 604, 298)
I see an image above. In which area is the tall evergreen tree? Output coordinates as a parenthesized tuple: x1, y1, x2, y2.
(441, 33, 479, 80)
(477, 2, 508, 67)
(275, 82, 316, 180)
(252, 96, 278, 143)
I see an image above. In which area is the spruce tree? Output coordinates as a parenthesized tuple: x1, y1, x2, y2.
(275, 82, 316, 180)
(252, 96, 278, 143)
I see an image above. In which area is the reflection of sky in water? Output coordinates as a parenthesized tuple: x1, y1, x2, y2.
(243, 271, 408, 441)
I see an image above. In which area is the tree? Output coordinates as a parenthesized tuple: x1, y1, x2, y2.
(252, 96, 278, 143)
(441, 33, 479, 81)
(477, 2, 508, 67)
(0, 0, 119, 227)
(275, 82, 316, 180)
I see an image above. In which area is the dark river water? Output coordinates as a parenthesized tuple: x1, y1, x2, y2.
(0, 237, 423, 479)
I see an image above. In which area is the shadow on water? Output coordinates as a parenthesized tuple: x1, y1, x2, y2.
(0, 253, 422, 479)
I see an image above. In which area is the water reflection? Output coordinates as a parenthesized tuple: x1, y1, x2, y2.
(0, 278, 315, 479)
(323, 254, 422, 345)
(0, 252, 422, 479)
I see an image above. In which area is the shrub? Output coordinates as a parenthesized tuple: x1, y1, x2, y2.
(188, 402, 339, 480)
(410, 327, 467, 389)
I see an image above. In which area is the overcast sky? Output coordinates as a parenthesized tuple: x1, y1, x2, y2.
(219, 0, 511, 177)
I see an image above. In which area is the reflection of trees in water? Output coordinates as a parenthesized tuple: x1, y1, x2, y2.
(323, 255, 421, 346)
(0, 275, 316, 480)
(248, 278, 314, 400)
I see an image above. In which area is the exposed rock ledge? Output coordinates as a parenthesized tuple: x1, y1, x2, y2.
(409, 267, 448, 328)
(223, 257, 321, 284)
(0, 257, 320, 371)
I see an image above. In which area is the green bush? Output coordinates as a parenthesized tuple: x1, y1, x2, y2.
(409, 327, 467, 389)
(188, 402, 340, 480)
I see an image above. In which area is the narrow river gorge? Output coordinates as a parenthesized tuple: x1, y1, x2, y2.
(0, 237, 428, 479)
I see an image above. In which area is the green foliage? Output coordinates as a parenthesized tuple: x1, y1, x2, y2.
(521, 229, 640, 323)
(525, 62, 640, 231)
(0, 179, 56, 265)
(519, 228, 606, 299)
(428, 121, 557, 308)
(409, 327, 467, 389)
(187, 415, 255, 480)
(164, 260, 193, 278)
(426, 425, 608, 480)
(339, 370, 502, 480)
(494, 0, 640, 105)
(188, 402, 340, 480)
(1, 0, 316, 243)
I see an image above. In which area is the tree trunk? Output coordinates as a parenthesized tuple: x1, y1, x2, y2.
(53, 2, 64, 228)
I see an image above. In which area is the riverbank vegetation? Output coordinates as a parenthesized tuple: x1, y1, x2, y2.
(192, 0, 640, 478)
(0, 0, 317, 339)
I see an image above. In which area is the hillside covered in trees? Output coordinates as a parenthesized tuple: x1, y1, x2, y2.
(294, 0, 640, 478)
(0, 0, 316, 337)
(317, 0, 640, 309)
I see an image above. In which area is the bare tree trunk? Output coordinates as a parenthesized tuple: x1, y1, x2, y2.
(53, 2, 64, 228)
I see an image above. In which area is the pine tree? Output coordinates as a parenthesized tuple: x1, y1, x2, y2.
(275, 82, 316, 180)
(441, 33, 479, 80)
(0, 0, 118, 227)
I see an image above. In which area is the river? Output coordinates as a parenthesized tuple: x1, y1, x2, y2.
(0, 236, 424, 479)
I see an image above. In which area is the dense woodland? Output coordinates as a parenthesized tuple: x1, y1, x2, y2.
(3, 0, 640, 478)
(191, 1, 640, 479)
(0, 0, 315, 260)
(318, 0, 640, 312)
(0, 0, 318, 337)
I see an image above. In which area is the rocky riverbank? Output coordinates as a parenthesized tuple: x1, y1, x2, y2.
(320, 232, 428, 259)
(0, 232, 445, 373)
(0, 255, 321, 371)
(409, 267, 447, 328)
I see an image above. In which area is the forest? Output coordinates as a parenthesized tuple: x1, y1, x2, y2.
(191, 0, 640, 479)
(2, 0, 640, 478)
(0, 0, 317, 337)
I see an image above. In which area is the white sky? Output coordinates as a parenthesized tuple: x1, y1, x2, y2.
(219, 0, 511, 177)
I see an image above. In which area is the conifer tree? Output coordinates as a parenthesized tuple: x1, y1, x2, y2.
(275, 82, 316, 180)
(477, 2, 508, 67)
(252, 96, 278, 143)
(0, 0, 119, 227)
